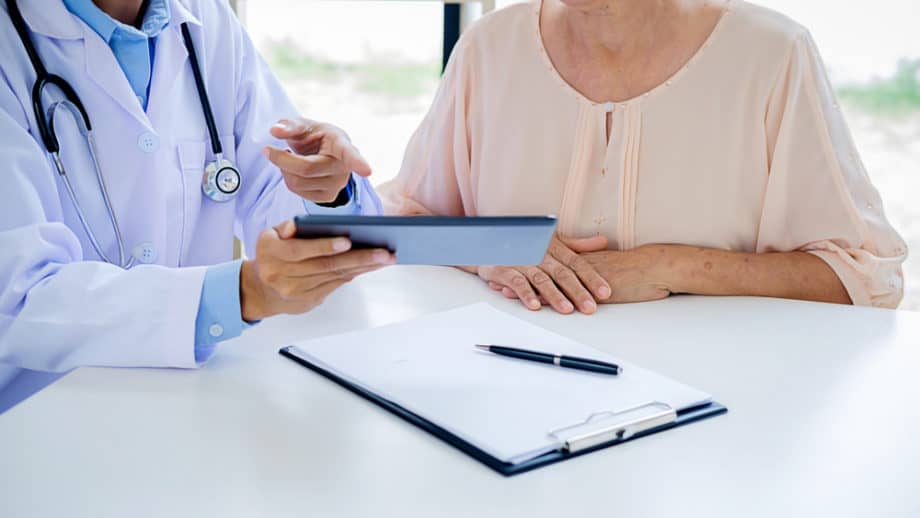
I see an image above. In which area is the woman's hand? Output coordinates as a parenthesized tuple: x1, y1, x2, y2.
(581, 245, 672, 303)
(475, 235, 612, 314)
(240, 220, 395, 321)
(264, 118, 372, 204)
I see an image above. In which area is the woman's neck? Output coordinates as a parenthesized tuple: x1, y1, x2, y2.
(540, 0, 727, 102)
(547, 0, 701, 59)
(92, 0, 147, 27)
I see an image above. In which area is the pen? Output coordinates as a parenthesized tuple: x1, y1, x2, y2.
(474, 344, 622, 375)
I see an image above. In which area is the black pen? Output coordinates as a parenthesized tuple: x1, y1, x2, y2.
(475, 344, 622, 375)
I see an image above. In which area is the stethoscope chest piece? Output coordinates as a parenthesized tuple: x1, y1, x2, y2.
(202, 157, 241, 202)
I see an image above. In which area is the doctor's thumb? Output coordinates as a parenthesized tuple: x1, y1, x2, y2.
(273, 220, 297, 240)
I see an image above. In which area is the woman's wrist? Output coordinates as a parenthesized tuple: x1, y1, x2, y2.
(640, 244, 692, 295)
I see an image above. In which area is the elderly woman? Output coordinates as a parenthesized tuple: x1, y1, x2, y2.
(382, 0, 906, 314)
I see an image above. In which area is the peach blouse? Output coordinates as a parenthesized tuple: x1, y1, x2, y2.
(381, 0, 907, 308)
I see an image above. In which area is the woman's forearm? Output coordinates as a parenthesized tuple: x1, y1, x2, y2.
(660, 245, 852, 305)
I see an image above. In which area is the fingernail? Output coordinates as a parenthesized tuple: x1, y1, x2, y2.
(599, 286, 611, 298)
(583, 299, 597, 312)
(373, 250, 395, 264)
(274, 119, 295, 131)
(528, 299, 541, 310)
(333, 238, 351, 252)
(561, 301, 575, 313)
(261, 147, 270, 159)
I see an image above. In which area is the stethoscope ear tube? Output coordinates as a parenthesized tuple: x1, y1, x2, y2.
(9, 0, 131, 268)
(9, 0, 92, 154)
(7, 0, 47, 77)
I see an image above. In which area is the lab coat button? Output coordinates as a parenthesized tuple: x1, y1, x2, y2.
(137, 132, 159, 153)
(132, 243, 157, 264)
(209, 324, 224, 338)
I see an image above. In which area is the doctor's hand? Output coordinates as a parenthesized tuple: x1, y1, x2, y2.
(264, 118, 372, 204)
(472, 235, 612, 315)
(239, 220, 395, 322)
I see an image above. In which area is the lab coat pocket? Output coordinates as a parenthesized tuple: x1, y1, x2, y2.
(175, 137, 237, 264)
(176, 140, 205, 263)
(176, 135, 239, 210)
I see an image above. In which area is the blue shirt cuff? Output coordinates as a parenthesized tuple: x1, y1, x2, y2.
(194, 260, 247, 363)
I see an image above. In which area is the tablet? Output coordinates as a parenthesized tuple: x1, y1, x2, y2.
(293, 215, 557, 265)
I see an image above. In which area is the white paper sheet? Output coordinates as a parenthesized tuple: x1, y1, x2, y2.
(288, 303, 711, 464)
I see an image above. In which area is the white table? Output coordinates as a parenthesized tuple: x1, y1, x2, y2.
(1, 266, 919, 518)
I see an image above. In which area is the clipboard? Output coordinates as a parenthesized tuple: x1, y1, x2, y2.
(279, 346, 727, 477)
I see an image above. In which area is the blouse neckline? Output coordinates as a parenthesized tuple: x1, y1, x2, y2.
(530, 0, 737, 109)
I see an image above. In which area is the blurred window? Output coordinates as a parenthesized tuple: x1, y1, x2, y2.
(245, 1, 444, 187)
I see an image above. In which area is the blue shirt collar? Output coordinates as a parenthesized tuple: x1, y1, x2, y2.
(62, 0, 171, 42)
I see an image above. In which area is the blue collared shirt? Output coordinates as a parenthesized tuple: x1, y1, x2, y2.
(62, 0, 169, 110)
(63, 0, 364, 363)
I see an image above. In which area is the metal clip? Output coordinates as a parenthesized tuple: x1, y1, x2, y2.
(550, 402, 677, 453)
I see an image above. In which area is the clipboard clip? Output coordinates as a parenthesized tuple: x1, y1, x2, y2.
(549, 402, 677, 453)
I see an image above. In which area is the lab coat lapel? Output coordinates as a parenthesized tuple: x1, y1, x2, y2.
(145, 24, 189, 123)
(17, 0, 82, 40)
(81, 30, 152, 131)
(147, 1, 203, 125)
(19, 0, 153, 130)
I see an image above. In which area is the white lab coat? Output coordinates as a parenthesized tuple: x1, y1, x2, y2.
(0, 0, 381, 411)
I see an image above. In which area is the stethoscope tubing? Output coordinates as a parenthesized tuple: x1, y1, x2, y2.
(7, 0, 238, 268)
(47, 99, 133, 268)
(9, 0, 133, 267)
(180, 22, 223, 157)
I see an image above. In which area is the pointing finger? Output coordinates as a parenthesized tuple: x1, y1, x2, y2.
(324, 132, 372, 177)
(264, 146, 342, 178)
(265, 144, 370, 181)
(270, 118, 312, 140)
(269, 120, 371, 177)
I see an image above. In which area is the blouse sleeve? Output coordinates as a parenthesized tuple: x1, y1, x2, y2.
(378, 38, 474, 216)
(759, 31, 907, 308)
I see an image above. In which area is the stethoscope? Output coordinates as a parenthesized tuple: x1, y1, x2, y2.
(7, 0, 241, 268)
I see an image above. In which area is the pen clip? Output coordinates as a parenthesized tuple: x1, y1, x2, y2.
(549, 402, 677, 453)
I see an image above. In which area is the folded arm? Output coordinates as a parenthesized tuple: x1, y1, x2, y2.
(582, 245, 851, 305)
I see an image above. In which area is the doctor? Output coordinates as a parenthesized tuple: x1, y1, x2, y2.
(0, 0, 393, 412)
